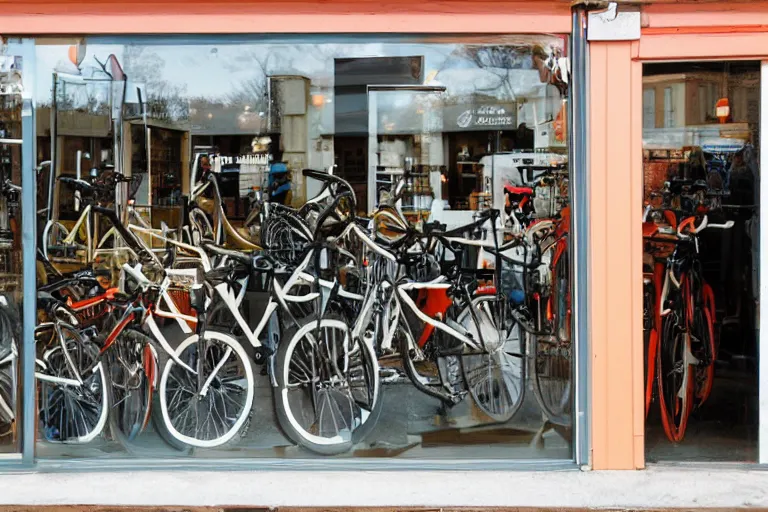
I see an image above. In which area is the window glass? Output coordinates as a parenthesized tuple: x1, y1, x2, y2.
(33, 36, 572, 460)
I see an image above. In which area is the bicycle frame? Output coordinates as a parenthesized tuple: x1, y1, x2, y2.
(42, 204, 93, 263)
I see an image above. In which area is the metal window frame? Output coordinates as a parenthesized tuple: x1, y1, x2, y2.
(5, 30, 590, 470)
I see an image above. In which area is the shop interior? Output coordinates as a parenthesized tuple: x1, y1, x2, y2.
(642, 61, 760, 462)
(2, 38, 573, 460)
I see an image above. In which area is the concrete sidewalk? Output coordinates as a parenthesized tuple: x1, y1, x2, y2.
(2, 466, 768, 509)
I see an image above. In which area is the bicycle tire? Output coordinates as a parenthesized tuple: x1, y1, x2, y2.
(38, 323, 109, 444)
(0, 351, 14, 439)
(159, 330, 254, 448)
(532, 245, 572, 427)
(656, 277, 694, 442)
(643, 276, 658, 418)
(458, 296, 525, 423)
(107, 330, 156, 445)
(0, 299, 18, 438)
(693, 306, 716, 406)
(275, 314, 382, 455)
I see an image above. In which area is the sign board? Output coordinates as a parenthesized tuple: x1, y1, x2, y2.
(211, 152, 270, 196)
(444, 103, 517, 132)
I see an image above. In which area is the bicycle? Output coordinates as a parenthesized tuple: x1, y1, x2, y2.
(651, 214, 732, 441)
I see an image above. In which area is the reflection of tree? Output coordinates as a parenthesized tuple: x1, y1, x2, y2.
(122, 45, 189, 122)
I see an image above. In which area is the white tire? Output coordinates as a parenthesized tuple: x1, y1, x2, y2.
(159, 330, 253, 448)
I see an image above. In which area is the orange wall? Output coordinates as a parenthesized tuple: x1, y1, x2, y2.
(589, 40, 644, 470)
(0, 0, 571, 34)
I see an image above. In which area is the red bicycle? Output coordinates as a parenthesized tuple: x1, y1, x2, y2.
(644, 213, 730, 441)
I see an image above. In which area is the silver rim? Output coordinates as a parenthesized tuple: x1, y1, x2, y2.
(460, 298, 524, 423)
(39, 328, 107, 443)
(281, 320, 377, 447)
(163, 336, 251, 446)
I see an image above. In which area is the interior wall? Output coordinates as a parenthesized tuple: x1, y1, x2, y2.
(589, 40, 644, 470)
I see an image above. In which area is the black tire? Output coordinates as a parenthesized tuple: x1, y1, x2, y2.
(274, 314, 382, 455)
(531, 247, 572, 427)
(106, 330, 155, 448)
(158, 331, 254, 449)
(150, 392, 192, 453)
(0, 298, 19, 440)
(458, 296, 526, 423)
(38, 323, 109, 443)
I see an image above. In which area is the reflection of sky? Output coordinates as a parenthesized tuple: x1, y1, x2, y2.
(35, 38, 560, 105)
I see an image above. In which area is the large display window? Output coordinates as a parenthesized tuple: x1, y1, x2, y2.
(1, 35, 575, 464)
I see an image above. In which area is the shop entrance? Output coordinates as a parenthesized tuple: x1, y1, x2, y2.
(642, 61, 760, 462)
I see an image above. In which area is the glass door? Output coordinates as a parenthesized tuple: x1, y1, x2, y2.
(641, 61, 761, 463)
(367, 85, 445, 219)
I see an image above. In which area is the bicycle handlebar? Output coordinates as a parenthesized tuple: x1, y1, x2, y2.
(58, 176, 94, 194)
(677, 215, 734, 239)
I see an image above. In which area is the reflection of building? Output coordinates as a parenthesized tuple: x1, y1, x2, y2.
(188, 76, 312, 210)
(643, 65, 760, 129)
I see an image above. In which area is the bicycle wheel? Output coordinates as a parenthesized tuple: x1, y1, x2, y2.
(275, 314, 382, 455)
(532, 246, 572, 426)
(38, 323, 109, 443)
(0, 303, 18, 439)
(692, 302, 716, 406)
(0, 349, 14, 439)
(159, 330, 253, 448)
(458, 296, 525, 423)
(643, 277, 658, 418)
(107, 330, 156, 444)
(657, 291, 693, 442)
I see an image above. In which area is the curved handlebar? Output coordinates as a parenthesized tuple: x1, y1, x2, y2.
(677, 215, 734, 239)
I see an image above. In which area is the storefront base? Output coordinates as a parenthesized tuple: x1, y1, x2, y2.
(5, 510, 768, 512)
(2, 467, 768, 508)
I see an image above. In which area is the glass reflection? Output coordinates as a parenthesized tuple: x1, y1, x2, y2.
(0, 54, 24, 455)
(32, 36, 572, 460)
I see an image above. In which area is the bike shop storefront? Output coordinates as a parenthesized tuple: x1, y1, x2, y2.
(0, 0, 590, 472)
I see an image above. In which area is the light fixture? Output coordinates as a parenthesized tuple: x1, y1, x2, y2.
(311, 94, 325, 108)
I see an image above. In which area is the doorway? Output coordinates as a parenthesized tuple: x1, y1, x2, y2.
(641, 60, 760, 463)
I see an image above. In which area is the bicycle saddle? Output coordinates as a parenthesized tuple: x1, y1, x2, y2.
(36, 291, 60, 311)
(504, 185, 534, 196)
